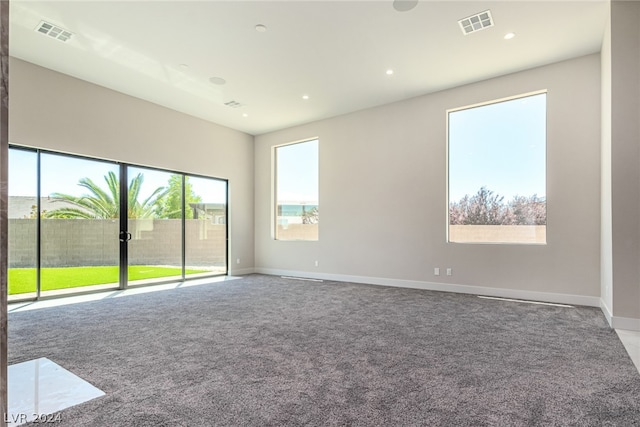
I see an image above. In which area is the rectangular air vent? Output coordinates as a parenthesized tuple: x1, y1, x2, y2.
(35, 21, 74, 42)
(458, 10, 494, 35)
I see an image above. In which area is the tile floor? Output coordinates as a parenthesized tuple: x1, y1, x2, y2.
(616, 329, 640, 373)
(6, 358, 104, 427)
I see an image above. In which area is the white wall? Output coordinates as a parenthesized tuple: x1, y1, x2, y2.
(9, 58, 255, 274)
(255, 54, 602, 306)
(609, 0, 640, 324)
(601, 4, 613, 318)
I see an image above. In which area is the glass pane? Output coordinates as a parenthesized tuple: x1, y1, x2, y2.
(448, 93, 547, 244)
(184, 176, 227, 277)
(127, 167, 182, 285)
(275, 139, 319, 240)
(8, 148, 38, 300)
(40, 153, 120, 296)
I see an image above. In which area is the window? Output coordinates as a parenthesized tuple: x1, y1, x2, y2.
(275, 139, 319, 241)
(447, 92, 547, 244)
(8, 148, 38, 298)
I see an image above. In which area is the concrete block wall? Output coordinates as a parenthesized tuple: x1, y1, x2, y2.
(8, 219, 226, 268)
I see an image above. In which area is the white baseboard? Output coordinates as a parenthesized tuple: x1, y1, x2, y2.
(254, 268, 602, 308)
(611, 316, 640, 331)
(228, 267, 255, 276)
(600, 299, 640, 331)
(600, 299, 614, 326)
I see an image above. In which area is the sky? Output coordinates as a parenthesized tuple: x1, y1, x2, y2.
(448, 93, 547, 203)
(8, 150, 226, 203)
(276, 139, 319, 203)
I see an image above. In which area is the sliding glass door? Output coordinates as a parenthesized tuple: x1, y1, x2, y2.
(7, 146, 228, 301)
(8, 149, 38, 299)
(126, 166, 183, 286)
(185, 175, 227, 277)
(39, 153, 121, 296)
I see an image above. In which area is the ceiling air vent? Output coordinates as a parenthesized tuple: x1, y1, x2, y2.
(35, 21, 74, 42)
(224, 100, 243, 108)
(458, 10, 494, 35)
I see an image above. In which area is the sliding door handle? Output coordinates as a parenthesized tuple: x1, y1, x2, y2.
(119, 231, 132, 242)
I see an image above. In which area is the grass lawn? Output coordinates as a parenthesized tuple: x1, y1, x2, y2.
(8, 266, 208, 295)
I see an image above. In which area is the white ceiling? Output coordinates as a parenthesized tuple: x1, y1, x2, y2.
(10, 1, 608, 136)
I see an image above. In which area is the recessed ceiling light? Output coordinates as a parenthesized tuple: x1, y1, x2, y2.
(504, 32, 516, 40)
(255, 24, 267, 33)
(302, 95, 309, 100)
(386, 69, 394, 76)
(209, 77, 226, 85)
(393, 0, 418, 12)
(242, 113, 248, 118)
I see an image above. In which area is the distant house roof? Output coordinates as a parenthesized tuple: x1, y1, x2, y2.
(10, 198, 226, 219)
(278, 201, 319, 206)
(188, 203, 226, 211)
(188, 202, 226, 220)
(9, 196, 81, 219)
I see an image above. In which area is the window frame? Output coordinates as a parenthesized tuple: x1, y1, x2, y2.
(446, 90, 548, 245)
(7, 144, 229, 302)
(273, 138, 319, 241)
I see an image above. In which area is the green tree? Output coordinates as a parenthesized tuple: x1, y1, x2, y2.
(449, 187, 512, 225)
(449, 187, 547, 226)
(29, 205, 47, 219)
(301, 206, 319, 224)
(154, 174, 202, 219)
(45, 171, 166, 219)
(509, 194, 546, 225)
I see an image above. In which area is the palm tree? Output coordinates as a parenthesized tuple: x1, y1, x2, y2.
(45, 171, 167, 219)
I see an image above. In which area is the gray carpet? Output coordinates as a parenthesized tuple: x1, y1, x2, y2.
(8, 274, 640, 426)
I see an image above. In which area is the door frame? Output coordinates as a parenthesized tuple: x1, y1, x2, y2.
(7, 145, 229, 301)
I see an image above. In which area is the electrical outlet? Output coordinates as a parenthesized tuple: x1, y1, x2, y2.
(446, 268, 452, 276)
(434, 267, 440, 276)
(236, 258, 240, 265)
(314, 260, 319, 267)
